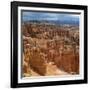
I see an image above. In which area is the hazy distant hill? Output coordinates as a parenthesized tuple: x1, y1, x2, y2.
(23, 19, 79, 26)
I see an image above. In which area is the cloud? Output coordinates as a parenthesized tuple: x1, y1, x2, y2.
(22, 11, 80, 22)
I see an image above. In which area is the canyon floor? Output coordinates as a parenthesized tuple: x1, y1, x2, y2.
(24, 62, 69, 77)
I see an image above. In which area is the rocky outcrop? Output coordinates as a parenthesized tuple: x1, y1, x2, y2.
(22, 22, 79, 76)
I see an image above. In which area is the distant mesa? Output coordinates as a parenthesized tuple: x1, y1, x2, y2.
(22, 19, 79, 26)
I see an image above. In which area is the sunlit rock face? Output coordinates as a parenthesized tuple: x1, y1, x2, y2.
(22, 22, 79, 77)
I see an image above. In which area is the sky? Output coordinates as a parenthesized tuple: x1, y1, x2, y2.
(21, 11, 80, 25)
